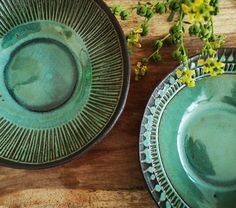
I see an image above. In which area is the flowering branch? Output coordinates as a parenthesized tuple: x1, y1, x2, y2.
(110, 0, 225, 87)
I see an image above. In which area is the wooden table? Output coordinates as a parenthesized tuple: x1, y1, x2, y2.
(1, 1, 236, 207)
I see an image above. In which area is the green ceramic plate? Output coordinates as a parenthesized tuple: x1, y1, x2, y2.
(140, 48, 236, 208)
(0, 0, 130, 168)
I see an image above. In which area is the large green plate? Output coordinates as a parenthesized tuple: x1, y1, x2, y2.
(140, 48, 236, 208)
(0, 0, 129, 168)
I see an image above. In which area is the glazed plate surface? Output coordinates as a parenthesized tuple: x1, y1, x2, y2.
(139, 48, 236, 208)
(0, 0, 129, 168)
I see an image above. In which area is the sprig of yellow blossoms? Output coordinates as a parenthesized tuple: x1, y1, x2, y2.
(198, 58, 224, 76)
(181, 0, 214, 23)
(127, 28, 143, 49)
(176, 68, 196, 87)
(111, 0, 225, 87)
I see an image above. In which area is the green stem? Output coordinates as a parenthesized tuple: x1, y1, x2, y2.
(179, 12, 188, 66)
(144, 18, 149, 24)
(152, 0, 159, 9)
(130, 6, 137, 11)
(210, 16, 214, 35)
(162, 33, 171, 41)
(167, 11, 176, 22)
(147, 33, 171, 60)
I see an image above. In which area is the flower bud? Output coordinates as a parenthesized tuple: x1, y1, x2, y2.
(200, 29, 211, 40)
(152, 52, 162, 62)
(140, 24, 149, 36)
(120, 10, 130, 20)
(169, 1, 180, 11)
(169, 25, 179, 34)
(112, 5, 122, 16)
(172, 50, 182, 60)
(146, 7, 155, 19)
(154, 40, 163, 50)
(137, 5, 147, 17)
(155, 4, 167, 14)
(210, 6, 219, 15)
(189, 23, 200, 36)
(210, 0, 219, 6)
(142, 58, 149, 65)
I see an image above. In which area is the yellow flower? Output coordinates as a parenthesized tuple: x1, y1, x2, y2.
(140, 65, 148, 76)
(134, 42, 142, 48)
(176, 68, 196, 87)
(137, 62, 142, 68)
(209, 49, 217, 56)
(134, 27, 143, 34)
(181, 0, 213, 23)
(178, 76, 196, 87)
(182, 4, 191, 13)
(198, 58, 225, 76)
(198, 59, 205, 65)
(204, 0, 211, 4)
(176, 69, 183, 77)
(188, 79, 196, 87)
(133, 34, 139, 42)
(176, 68, 195, 77)
(195, 0, 204, 6)
(127, 27, 143, 49)
(135, 61, 148, 80)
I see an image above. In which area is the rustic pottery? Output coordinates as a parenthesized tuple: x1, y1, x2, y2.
(140, 48, 236, 208)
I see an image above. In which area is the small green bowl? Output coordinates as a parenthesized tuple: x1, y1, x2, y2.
(0, 0, 130, 168)
(140, 48, 236, 208)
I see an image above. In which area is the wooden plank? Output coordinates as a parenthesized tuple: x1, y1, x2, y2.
(104, 0, 236, 35)
(0, 0, 236, 207)
(1, 35, 235, 207)
(0, 190, 155, 208)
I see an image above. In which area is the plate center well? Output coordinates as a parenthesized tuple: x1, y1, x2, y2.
(178, 102, 236, 188)
(4, 38, 78, 112)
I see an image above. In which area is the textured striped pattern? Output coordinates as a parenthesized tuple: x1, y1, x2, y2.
(139, 48, 236, 208)
(0, 0, 125, 166)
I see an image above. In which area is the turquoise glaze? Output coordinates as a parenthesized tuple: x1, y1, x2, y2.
(160, 75, 236, 207)
(0, 0, 129, 168)
(0, 21, 91, 128)
(5, 38, 78, 111)
(140, 48, 236, 208)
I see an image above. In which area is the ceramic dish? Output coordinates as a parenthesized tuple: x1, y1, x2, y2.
(0, 0, 129, 168)
(140, 48, 236, 208)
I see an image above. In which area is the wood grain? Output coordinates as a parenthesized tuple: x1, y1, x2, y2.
(0, 190, 156, 208)
(0, 0, 236, 208)
(105, 0, 236, 35)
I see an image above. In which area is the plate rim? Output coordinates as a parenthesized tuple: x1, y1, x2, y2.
(0, 0, 130, 169)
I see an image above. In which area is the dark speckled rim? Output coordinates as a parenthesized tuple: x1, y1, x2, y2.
(0, 0, 130, 169)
